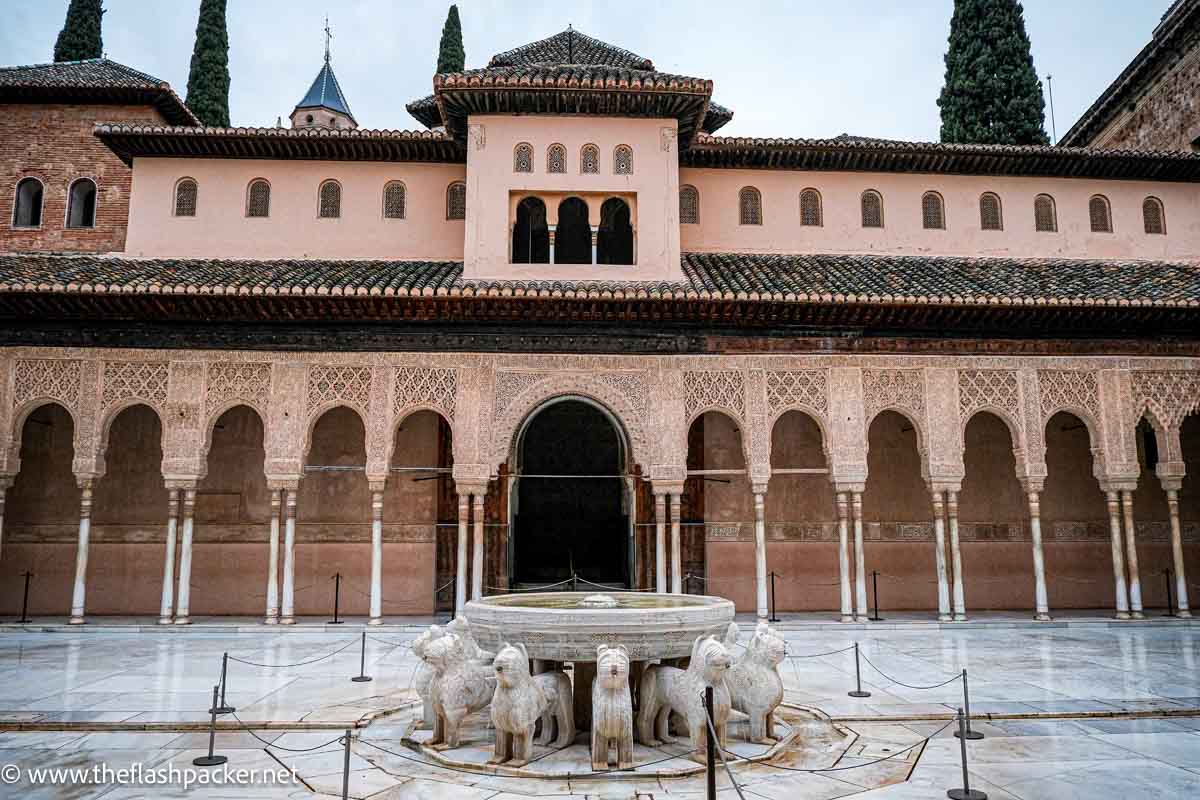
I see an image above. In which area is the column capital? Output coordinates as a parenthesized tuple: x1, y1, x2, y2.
(0, 474, 13, 491)
(266, 475, 302, 491)
(1098, 479, 1138, 494)
(457, 482, 489, 498)
(651, 479, 685, 496)
(927, 480, 962, 495)
(1018, 477, 1045, 494)
(164, 477, 201, 491)
(74, 473, 98, 489)
(367, 477, 388, 493)
(751, 482, 769, 496)
(832, 481, 865, 494)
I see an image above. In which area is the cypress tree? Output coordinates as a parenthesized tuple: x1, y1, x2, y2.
(436, 5, 465, 73)
(53, 0, 104, 62)
(937, 0, 1049, 145)
(185, 0, 231, 127)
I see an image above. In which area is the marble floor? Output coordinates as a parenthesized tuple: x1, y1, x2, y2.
(0, 622, 1197, 797)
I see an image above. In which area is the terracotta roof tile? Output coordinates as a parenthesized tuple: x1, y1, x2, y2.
(487, 28, 654, 70)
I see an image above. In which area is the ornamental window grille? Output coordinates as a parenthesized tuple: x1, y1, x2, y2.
(318, 180, 341, 218)
(547, 144, 566, 173)
(246, 179, 270, 218)
(613, 145, 633, 175)
(580, 144, 599, 174)
(1089, 195, 1112, 233)
(174, 178, 198, 217)
(979, 192, 1002, 230)
(739, 187, 762, 225)
(514, 143, 533, 173)
(1034, 194, 1057, 232)
(861, 190, 883, 228)
(679, 184, 699, 224)
(446, 181, 466, 220)
(1143, 196, 1165, 234)
(383, 181, 406, 219)
(799, 188, 822, 226)
(921, 191, 944, 229)
(12, 177, 43, 227)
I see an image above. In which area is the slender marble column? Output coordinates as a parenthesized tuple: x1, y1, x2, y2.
(947, 490, 966, 621)
(471, 493, 485, 601)
(1121, 490, 1144, 619)
(590, 226, 599, 265)
(369, 489, 384, 625)
(1105, 490, 1131, 619)
(264, 489, 281, 624)
(852, 491, 868, 620)
(1027, 491, 1051, 621)
(455, 495, 468, 614)
(654, 493, 667, 593)
(68, 481, 94, 624)
(174, 488, 196, 625)
(548, 225, 557, 264)
(931, 490, 952, 622)
(670, 493, 682, 594)
(158, 489, 180, 625)
(753, 490, 768, 621)
(836, 492, 853, 622)
(1166, 488, 1191, 617)
(280, 490, 297, 624)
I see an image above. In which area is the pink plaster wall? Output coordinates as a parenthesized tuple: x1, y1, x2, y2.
(463, 115, 682, 280)
(679, 167, 1200, 260)
(124, 158, 466, 260)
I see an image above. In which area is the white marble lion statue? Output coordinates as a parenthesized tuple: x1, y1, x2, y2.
(723, 621, 786, 744)
(591, 643, 634, 770)
(420, 630, 496, 750)
(411, 618, 493, 730)
(489, 642, 574, 766)
(636, 634, 732, 763)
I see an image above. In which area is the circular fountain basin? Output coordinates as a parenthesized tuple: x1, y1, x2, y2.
(464, 591, 735, 662)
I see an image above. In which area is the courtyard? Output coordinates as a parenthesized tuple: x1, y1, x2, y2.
(0, 617, 1197, 798)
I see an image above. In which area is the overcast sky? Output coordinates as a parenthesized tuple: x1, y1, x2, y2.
(0, 1, 1175, 141)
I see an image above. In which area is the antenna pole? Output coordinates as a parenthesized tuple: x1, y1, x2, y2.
(1046, 74, 1057, 144)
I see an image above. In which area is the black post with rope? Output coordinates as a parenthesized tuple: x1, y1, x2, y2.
(212, 653, 235, 715)
(341, 729, 352, 800)
(947, 707, 987, 800)
(705, 685, 717, 800)
(1164, 568, 1175, 617)
(193, 685, 228, 767)
(848, 642, 871, 698)
(768, 571, 780, 623)
(351, 631, 372, 683)
(871, 570, 882, 621)
(953, 669, 983, 740)
(329, 572, 344, 624)
(15, 570, 33, 623)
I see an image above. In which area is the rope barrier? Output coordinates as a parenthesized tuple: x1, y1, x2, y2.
(227, 636, 360, 669)
(857, 651, 963, 690)
(227, 711, 346, 753)
(365, 634, 413, 650)
(433, 578, 455, 594)
(705, 713, 748, 800)
(486, 577, 576, 593)
(787, 644, 857, 660)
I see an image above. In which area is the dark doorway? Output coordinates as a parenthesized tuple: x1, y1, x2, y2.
(512, 197, 549, 263)
(513, 399, 628, 586)
(597, 198, 633, 264)
(555, 197, 591, 264)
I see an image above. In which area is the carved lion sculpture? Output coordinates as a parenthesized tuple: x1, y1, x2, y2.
(636, 634, 732, 763)
(420, 631, 496, 750)
(411, 619, 494, 730)
(489, 642, 574, 766)
(591, 643, 633, 770)
(724, 622, 787, 744)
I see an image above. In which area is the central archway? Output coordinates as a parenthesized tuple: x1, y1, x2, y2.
(510, 397, 631, 587)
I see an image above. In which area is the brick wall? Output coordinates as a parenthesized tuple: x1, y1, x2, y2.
(1091, 46, 1200, 152)
(0, 103, 166, 253)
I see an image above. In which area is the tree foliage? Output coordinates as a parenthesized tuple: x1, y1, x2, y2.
(54, 0, 104, 62)
(436, 5, 465, 73)
(185, 0, 231, 127)
(938, 0, 1049, 145)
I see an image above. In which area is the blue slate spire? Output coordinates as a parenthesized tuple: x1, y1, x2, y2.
(292, 17, 355, 125)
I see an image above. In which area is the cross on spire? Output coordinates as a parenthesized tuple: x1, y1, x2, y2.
(324, 16, 333, 63)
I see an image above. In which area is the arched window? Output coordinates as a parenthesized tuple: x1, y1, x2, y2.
(1034, 194, 1057, 232)
(613, 145, 633, 175)
(446, 181, 466, 220)
(1143, 196, 1165, 234)
(512, 197, 549, 263)
(979, 192, 1002, 231)
(246, 179, 270, 218)
(1088, 195, 1112, 233)
(921, 191, 945, 230)
(514, 143, 533, 173)
(679, 185, 699, 224)
(12, 177, 43, 227)
(739, 186, 762, 225)
(555, 197, 591, 264)
(598, 197, 633, 264)
(860, 190, 883, 228)
(65, 178, 96, 228)
(580, 144, 599, 174)
(174, 178, 198, 217)
(318, 179, 341, 218)
(382, 181, 406, 219)
(547, 144, 566, 174)
(799, 188, 822, 227)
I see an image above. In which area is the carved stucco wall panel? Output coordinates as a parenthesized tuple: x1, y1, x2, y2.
(266, 363, 306, 478)
(924, 368, 963, 486)
(162, 361, 205, 479)
(1130, 369, 1200, 464)
(827, 367, 867, 487)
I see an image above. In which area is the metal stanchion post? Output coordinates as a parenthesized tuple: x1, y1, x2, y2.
(572, 571, 579, 592)
(329, 572, 343, 624)
(705, 685, 717, 800)
(351, 631, 372, 683)
(848, 642, 871, 698)
(769, 571, 780, 623)
(947, 707, 986, 800)
(193, 685, 228, 767)
(953, 670, 983, 740)
(871, 570, 882, 621)
(213, 653, 235, 715)
(341, 729, 352, 800)
(16, 571, 33, 623)
(1165, 569, 1175, 618)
